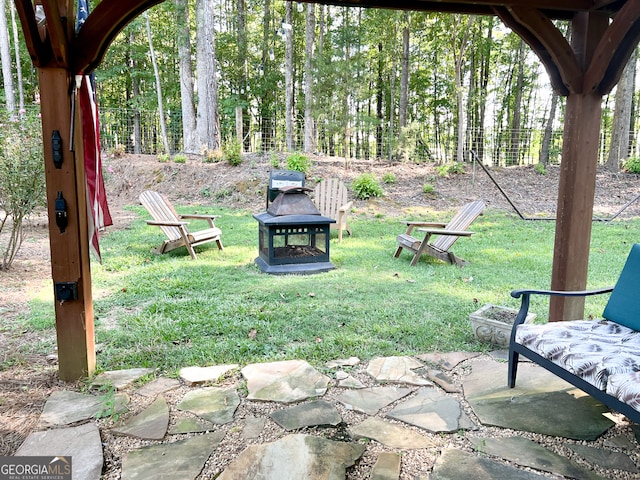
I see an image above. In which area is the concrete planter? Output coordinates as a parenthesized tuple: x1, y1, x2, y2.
(469, 304, 536, 347)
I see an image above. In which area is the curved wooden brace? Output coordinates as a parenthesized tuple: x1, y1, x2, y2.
(584, 1, 640, 94)
(71, 0, 164, 73)
(494, 6, 576, 96)
(14, 0, 50, 66)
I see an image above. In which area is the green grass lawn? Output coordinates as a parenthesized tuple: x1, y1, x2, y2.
(18, 205, 640, 375)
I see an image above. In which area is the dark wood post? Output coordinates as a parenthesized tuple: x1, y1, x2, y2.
(39, 68, 95, 380)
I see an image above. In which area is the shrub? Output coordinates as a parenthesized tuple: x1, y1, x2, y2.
(223, 139, 243, 166)
(352, 173, 383, 200)
(534, 163, 547, 175)
(110, 144, 126, 158)
(157, 153, 169, 163)
(202, 148, 223, 163)
(623, 157, 640, 174)
(270, 151, 280, 168)
(173, 154, 187, 164)
(0, 113, 46, 270)
(286, 152, 312, 174)
(436, 162, 465, 177)
(382, 172, 397, 184)
(422, 183, 435, 195)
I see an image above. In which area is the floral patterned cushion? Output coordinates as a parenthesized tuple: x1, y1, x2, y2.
(515, 320, 640, 396)
(607, 372, 640, 412)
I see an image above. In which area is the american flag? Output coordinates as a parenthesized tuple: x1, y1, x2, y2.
(76, 0, 112, 262)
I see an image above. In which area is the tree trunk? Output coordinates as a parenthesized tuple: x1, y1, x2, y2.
(195, 0, 221, 151)
(0, 0, 15, 115)
(176, 0, 197, 153)
(606, 48, 637, 171)
(284, 2, 295, 151)
(540, 92, 559, 167)
(129, 29, 142, 154)
(145, 13, 170, 155)
(303, 4, 315, 153)
(508, 39, 525, 166)
(9, 2, 23, 111)
(399, 12, 410, 129)
(376, 42, 383, 158)
(237, 0, 250, 151)
(453, 15, 473, 163)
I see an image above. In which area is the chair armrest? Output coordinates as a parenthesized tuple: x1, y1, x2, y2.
(508, 286, 614, 333)
(416, 228, 474, 237)
(146, 220, 188, 227)
(339, 201, 353, 212)
(404, 221, 447, 228)
(180, 214, 221, 220)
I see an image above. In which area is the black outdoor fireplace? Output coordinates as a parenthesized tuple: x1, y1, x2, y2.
(254, 186, 336, 274)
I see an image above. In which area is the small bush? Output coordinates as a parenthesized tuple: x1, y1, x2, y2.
(110, 144, 126, 158)
(173, 154, 187, 164)
(202, 148, 223, 163)
(422, 183, 435, 195)
(286, 152, 312, 174)
(382, 172, 397, 184)
(270, 152, 280, 168)
(534, 163, 547, 175)
(223, 139, 243, 166)
(623, 157, 640, 174)
(157, 153, 169, 163)
(436, 162, 465, 177)
(352, 173, 383, 200)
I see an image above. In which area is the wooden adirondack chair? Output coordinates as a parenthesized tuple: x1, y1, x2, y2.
(139, 190, 223, 259)
(394, 200, 486, 266)
(313, 178, 353, 242)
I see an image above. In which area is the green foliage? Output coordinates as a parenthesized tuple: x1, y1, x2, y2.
(0, 113, 46, 270)
(382, 172, 397, 184)
(173, 154, 187, 164)
(270, 152, 280, 169)
(352, 173, 383, 200)
(437, 163, 465, 177)
(534, 163, 547, 175)
(422, 183, 435, 195)
(223, 139, 243, 166)
(623, 157, 640, 174)
(286, 152, 312, 174)
(110, 144, 126, 157)
(157, 153, 169, 163)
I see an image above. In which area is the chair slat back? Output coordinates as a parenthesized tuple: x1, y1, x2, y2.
(314, 178, 347, 219)
(139, 191, 182, 241)
(432, 200, 486, 251)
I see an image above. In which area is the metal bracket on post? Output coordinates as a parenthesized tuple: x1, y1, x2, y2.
(52, 130, 63, 168)
(54, 282, 78, 302)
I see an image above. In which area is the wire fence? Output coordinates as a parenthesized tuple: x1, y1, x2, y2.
(98, 107, 638, 167)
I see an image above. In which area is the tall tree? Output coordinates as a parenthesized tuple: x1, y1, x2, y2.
(176, 0, 197, 153)
(284, 2, 295, 151)
(539, 92, 559, 167)
(0, 0, 15, 115)
(607, 48, 637, 171)
(195, 0, 221, 150)
(303, 3, 315, 153)
(237, 0, 250, 151)
(399, 12, 410, 129)
(145, 12, 170, 155)
(451, 15, 473, 163)
(9, 2, 23, 111)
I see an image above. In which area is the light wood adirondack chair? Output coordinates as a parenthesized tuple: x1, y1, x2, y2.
(139, 190, 223, 259)
(313, 178, 353, 242)
(394, 200, 486, 266)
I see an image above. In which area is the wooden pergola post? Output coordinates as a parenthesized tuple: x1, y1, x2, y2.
(39, 68, 95, 381)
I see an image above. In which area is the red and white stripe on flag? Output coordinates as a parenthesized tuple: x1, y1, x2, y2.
(77, 74, 112, 262)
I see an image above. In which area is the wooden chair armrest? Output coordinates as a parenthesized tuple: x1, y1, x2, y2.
(404, 221, 447, 228)
(339, 201, 353, 212)
(146, 220, 188, 227)
(415, 228, 474, 237)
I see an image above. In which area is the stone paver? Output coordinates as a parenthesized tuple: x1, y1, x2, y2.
(92, 367, 154, 390)
(217, 434, 365, 480)
(179, 364, 239, 385)
(16, 422, 103, 480)
(464, 359, 614, 440)
(111, 396, 169, 440)
(121, 431, 224, 480)
(366, 356, 432, 386)
(177, 386, 240, 424)
(241, 359, 330, 403)
(17, 353, 639, 479)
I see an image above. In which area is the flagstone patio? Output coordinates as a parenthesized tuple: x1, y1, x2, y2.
(13, 352, 640, 479)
